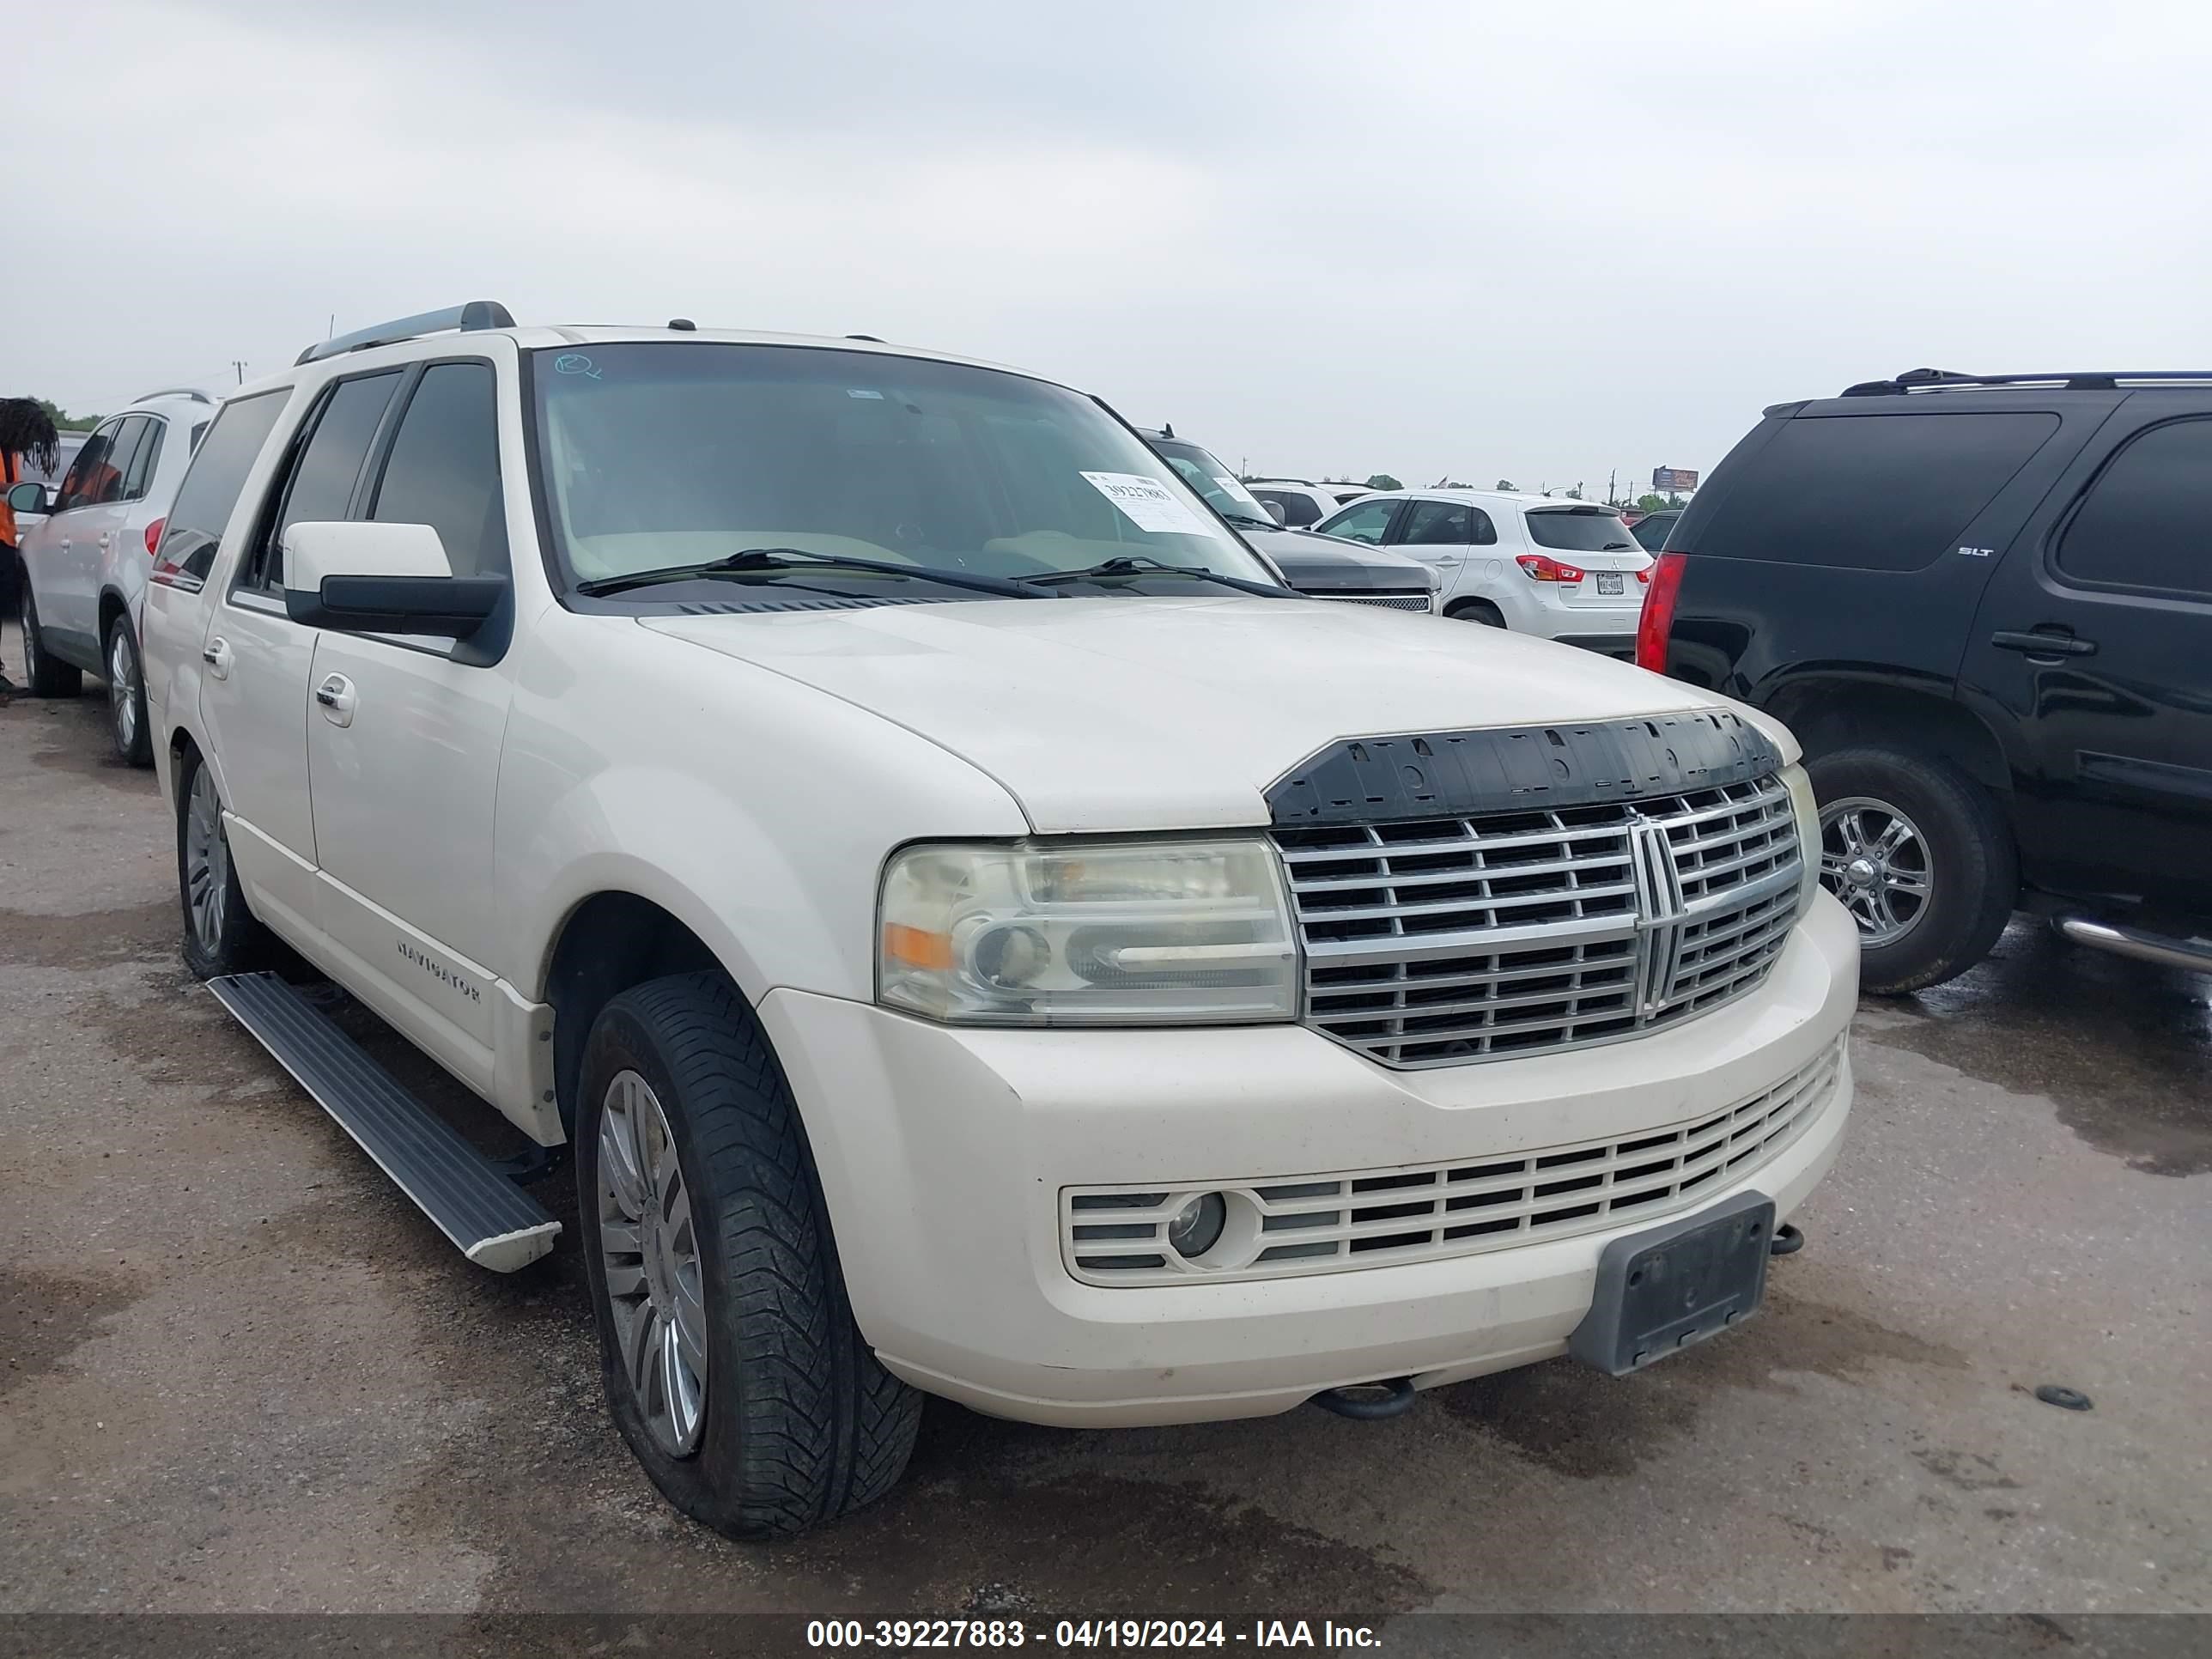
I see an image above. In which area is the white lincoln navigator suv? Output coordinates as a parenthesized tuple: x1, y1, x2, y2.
(139, 304, 1858, 1539)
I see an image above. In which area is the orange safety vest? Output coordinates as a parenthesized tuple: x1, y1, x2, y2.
(0, 450, 17, 548)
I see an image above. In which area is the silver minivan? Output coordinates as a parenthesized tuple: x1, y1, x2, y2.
(11, 389, 215, 762)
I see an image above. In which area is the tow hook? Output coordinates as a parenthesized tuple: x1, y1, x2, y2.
(1770, 1223, 1805, 1256)
(1310, 1376, 1419, 1420)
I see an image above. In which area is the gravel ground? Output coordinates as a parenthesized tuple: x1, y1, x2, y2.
(3, 635, 2207, 1630)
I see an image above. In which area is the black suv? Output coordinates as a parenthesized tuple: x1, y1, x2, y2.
(1640, 368, 2210, 994)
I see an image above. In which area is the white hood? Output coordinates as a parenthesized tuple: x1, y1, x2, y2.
(645, 597, 1762, 833)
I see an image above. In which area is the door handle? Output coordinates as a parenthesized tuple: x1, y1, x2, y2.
(98, 532, 112, 549)
(201, 637, 232, 680)
(314, 673, 357, 726)
(1991, 628, 2097, 659)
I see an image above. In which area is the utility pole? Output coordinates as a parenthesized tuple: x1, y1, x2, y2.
(231, 361, 247, 386)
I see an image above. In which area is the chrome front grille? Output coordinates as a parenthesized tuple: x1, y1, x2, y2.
(1273, 772, 1803, 1068)
(1063, 1038, 1844, 1285)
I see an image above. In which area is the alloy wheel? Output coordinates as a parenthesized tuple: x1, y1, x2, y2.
(184, 764, 229, 954)
(109, 630, 138, 752)
(1819, 795, 1930, 946)
(597, 1069, 709, 1457)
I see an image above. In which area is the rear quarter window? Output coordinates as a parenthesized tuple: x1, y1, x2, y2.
(1690, 410, 2061, 571)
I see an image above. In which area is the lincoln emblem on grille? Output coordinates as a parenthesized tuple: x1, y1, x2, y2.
(1628, 812, 1691, 1018)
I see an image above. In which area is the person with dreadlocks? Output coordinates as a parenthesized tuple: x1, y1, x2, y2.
(0, 398, 62, 696)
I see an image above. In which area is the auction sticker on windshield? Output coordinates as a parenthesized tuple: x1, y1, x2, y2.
(1081, 471, 1211, 536)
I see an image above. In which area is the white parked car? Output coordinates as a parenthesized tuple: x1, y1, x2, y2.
(1247, 479, 1370, 530)
(1318, 489, 1654, 657)
(142, 303, 1856, 1538)
(12, 388, 216, 760)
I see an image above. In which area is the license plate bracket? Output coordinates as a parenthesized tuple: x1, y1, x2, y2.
(1597, 571, 1626, 594)
(1569, 1190, 1775, 1376)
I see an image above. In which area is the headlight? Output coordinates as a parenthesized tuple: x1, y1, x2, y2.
(1783, 763, 1823, 916)
(878, 839, 1298, 1026)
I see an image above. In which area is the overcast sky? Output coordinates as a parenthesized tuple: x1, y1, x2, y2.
(12, 1, 2209, 495)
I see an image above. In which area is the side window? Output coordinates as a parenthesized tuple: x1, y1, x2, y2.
(1401, 500, 1474, 545)
(103, 419, 152, 505)
(247, 372, 401, 592)
(1469, 508, 1497, 545)
(156, 389, 291, 584)
(121, 418, 166, 502)
(1318, 498, 1396, 544)
(1692, 410, 2060, 571)
(367, 363, 509, 577)
(190, 422, 210, 453)
(1253, 488, 1320, 528)
(58, 422, 123, 510)
(2054, 419, 2212, 600)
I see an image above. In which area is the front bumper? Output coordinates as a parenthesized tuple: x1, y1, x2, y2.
(761, 892, 1859, 1427)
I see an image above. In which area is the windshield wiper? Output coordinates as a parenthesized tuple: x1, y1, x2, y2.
(1012, 556, 1295, 598)
(1218, 511, 1280, 532)
(575, 547, 1041, 599)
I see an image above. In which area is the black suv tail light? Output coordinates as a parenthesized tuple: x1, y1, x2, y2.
(1636, 550, 1687, 672)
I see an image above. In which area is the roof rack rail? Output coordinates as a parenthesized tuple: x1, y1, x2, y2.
(133, 386, 216, 405)
(1842, 368, 2212, 397)
(296, 301, 517, 367)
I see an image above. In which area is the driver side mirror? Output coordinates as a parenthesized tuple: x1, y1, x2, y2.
(1262, 500, 1288, 526)
(281, 521, 505, 637)
(8, 481, 51, 514)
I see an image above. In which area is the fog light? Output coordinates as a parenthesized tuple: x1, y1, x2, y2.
(1167, 1192, 1227, 1258)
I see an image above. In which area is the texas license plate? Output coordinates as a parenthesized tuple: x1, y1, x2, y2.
(1568, 1191, 1774, 1376)
(1597, 572, 1626, 595)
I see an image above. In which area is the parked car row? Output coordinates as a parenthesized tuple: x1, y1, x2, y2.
(1140, 433, 1437, 611)
(1139, 433, 1661, 653)
(15, 310, 2203, 1542)
(1313, 487, 1653, 657)
(1245, 477, 1372, 529)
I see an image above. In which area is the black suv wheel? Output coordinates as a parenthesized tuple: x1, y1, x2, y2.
(1809, 745, 2017, 994)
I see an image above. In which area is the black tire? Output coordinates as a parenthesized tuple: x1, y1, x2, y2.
(1808, 744, 2017, 995)
(106, 615, 153, 767)
(1446, 598, 1505, 627)
(574, 971, 921, 1537)
(21, 586, 82, 697)
(174, 744, 273, 979)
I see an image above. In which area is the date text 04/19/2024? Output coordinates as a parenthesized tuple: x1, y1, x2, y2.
(805, 1620, 1382, 1649)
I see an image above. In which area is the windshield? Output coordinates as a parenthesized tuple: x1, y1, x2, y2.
(1150, 440, 1275, 525)
(529, 344, 1273, 593)
(1525, 507, 1639, 553)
